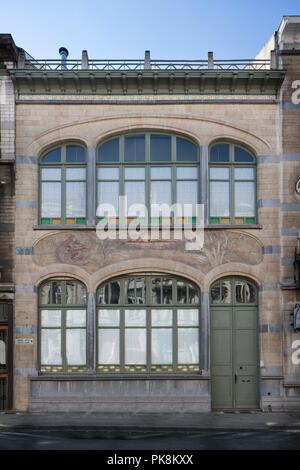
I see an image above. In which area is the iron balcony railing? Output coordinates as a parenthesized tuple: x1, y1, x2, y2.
(23, 58, 272, 71)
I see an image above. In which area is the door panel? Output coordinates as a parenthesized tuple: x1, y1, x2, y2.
(0, 304, 13, 410)
(211, 304, 258, 410)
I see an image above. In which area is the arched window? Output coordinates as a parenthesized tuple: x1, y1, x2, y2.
(97, 133, 199, 226)
(210, 277, 257, 305)
(209, 142, 256, 225)
(40, 144, 87, 225)
(39, 279, 87, 373)
(96, 274, 201, 373)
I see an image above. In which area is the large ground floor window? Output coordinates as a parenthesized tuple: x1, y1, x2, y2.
(39, 275, 201, 375)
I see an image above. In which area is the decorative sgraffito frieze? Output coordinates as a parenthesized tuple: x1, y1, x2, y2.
(33, 230, 263, 273)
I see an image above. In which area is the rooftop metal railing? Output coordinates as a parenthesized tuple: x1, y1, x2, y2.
(22, 58, 272, 71)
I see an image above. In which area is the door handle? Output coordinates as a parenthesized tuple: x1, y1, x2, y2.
(234, 373, 237, 384)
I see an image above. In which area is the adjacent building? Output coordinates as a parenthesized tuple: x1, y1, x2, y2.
(0, 16, 300, 413)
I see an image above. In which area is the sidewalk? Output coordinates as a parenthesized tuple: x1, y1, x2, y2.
(1, 411, 300, 433)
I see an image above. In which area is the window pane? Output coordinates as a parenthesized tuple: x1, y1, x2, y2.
(41, 168, 61, 181)
(41, 310, 61, 327)
(234, 182, 255, 216)
(178, 309, 198, 326)
(126, 278, 146, 305)
(176, 138, 197, 161)
(110, 281, 121, 304)
(40, 283, 53, 305)
(177, 167, 198, 179)
(188, 284, 200, 304)
(234, 168, 255, 180)
(98, 182, 119, 212)
(151, 329, 172, 364)
(98, 309, 120, 327)
(42, 148, 61, 163)
(210, 280, 231, 304)
(151, 309, 172, 326)
(151, 278, 161, 304)
(234, 147, 254, 163)
(124, 135, 145, 162)
(97, 167, 119, 180)
(125, 309, 146, 326)
(48, 281, 63, 305)
(151, 135, 171, 161)
(124, 167, 145, 180)
(98, 329, 120, 364)
(66, 146, 86, 163)
(41, 329, 62, 365)
(151, 167, 171, 179)
(177, 181, 198, 204)
(66, 182, 86, 217)
(125, 328, 146, 364)
(66, 329, 86, 365)
(177, 280, 187, 304)
(66, 282, 86, 305)
(162, 278, 173, 304)
(98, 139, 119, 163)
(235, 280, 256, 303)
(210, 167, 229, 180)
(150, 181, 172, 206)
(210, 144, 230, 162)
(125, 181, 145, 216)
(41, 182, 61, 217)
(66, 310, 86, 327)
(209, 181, 229, 217)
(178, 329, 199, 364)
(66, 168, 86, 180)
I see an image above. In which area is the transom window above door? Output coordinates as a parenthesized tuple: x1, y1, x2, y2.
(97, 274, 201, 374)
(40, 144, 87, 225)
(97, 133, 199, 226)
(209, 142, 256, 225)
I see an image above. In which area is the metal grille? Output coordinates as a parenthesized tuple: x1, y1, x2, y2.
(0, 378, 7, 410)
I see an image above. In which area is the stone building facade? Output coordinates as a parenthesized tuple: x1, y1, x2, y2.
(0, 16, 300, 413)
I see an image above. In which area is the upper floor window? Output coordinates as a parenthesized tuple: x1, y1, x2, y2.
(209, 143, 256, 225)
(40, 144, 87, 225)
(39, 279, 87, 373)
(97, 274, 200, 373)
(97, 133, 199, 226)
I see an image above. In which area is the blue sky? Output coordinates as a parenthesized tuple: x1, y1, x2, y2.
(1, 0, 299, 59)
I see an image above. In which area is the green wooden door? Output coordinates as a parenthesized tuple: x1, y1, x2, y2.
(210, 278, 259, 410)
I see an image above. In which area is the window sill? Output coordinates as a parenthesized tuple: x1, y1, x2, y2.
(33, 224, 95, 230)
(31, 373, 210, 381)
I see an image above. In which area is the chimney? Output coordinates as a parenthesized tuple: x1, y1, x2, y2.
(59, 47, 69, 69)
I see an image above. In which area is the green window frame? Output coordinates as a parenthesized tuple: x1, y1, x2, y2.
(96, 133, 200, 227)
(39, 144, 87, 226)
(39, 279, 88, 373)
(209, 142, 257, 225)
(96, 274, 201, 374)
